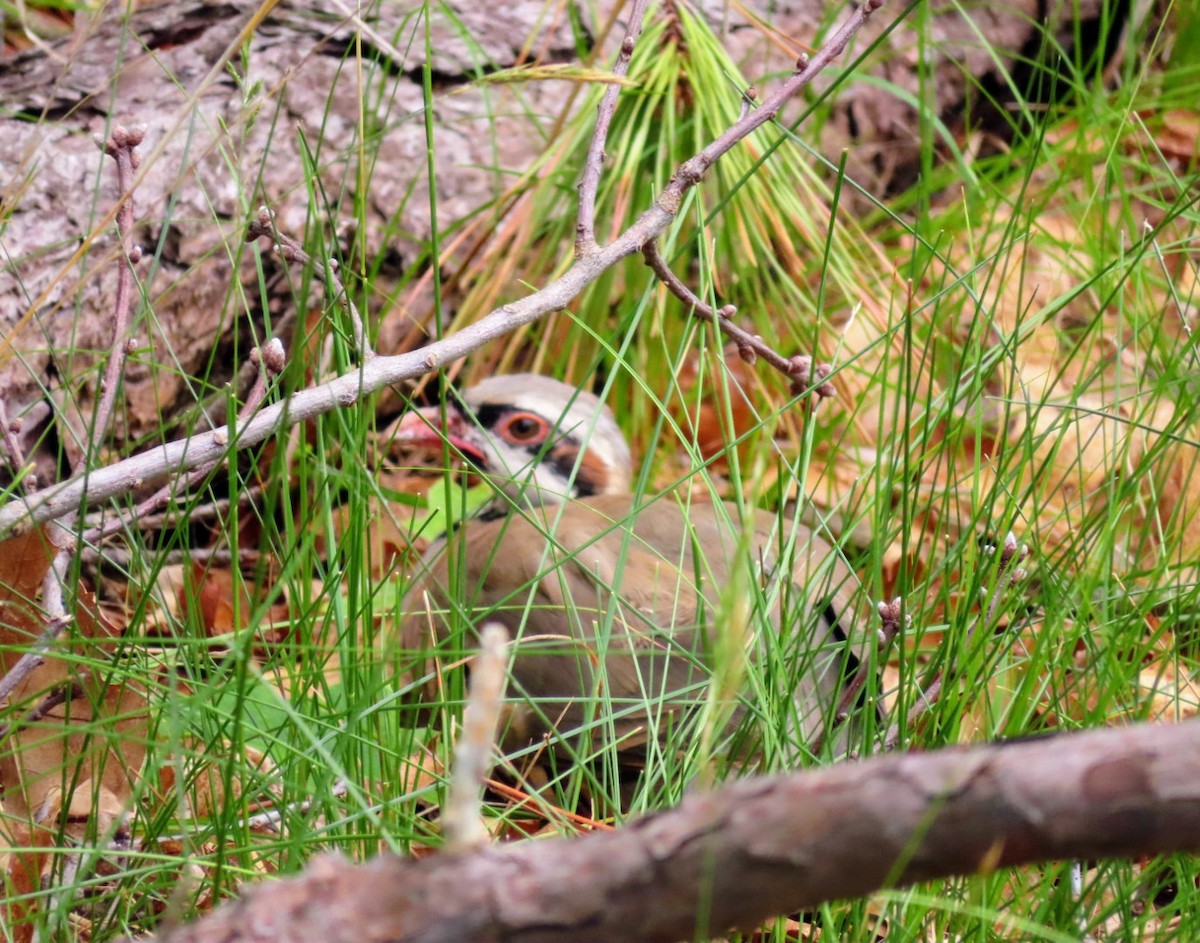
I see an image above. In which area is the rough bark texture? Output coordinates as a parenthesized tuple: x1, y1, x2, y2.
(0, 0, 584, 475)
(151, 721, 1200, 943)
(0, 0, 1120, 477)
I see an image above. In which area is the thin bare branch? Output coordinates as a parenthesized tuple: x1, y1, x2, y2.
(81, 340, 286, 549)
(248, 208, 374, 361)
(636, 0, 886, 401)
(0, 626, 62, 709)
(89, 125, 146, 466)
(0, 530, 85, 713)
(642, 242, 837, 400)
(0, 127, 150, 715)
(0, 557, 69, 712)
(80, 545, 253, 569)
(0, 677, 86, 743)
(133, 490, 259, 531)
(575, 0, 652, 256)
(0, 400, 35, 493)
(655, 0, 885, 216)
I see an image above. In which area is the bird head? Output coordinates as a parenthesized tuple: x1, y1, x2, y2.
(392, 374, 632, 505)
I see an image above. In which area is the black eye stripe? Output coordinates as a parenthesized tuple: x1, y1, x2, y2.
(470, 402, 504, 428)
(547, 443, 599, 498)
(467, 400, 602, 498)
(473, 404, 582, 455)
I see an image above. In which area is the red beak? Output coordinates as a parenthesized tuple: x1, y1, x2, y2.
(391, 404, 488, 466)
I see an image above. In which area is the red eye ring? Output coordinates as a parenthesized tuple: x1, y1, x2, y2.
(501, 412, 548, 444)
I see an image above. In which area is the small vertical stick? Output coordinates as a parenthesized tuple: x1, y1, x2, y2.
(443, 622, 509, 851)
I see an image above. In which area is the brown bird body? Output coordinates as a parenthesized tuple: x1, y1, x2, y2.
(393, 375, 868, 762)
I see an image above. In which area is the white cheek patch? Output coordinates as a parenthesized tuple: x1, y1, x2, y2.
(464, 378, 633, 503)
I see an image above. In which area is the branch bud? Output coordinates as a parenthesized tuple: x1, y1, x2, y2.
(877, 596, 903, 643)
(787, 355, 813, 395)
(813, 361, 835, 399)
(246, 206, 276, 243)
(262, 339, 287, 375)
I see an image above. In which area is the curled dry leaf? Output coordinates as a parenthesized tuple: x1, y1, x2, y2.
(827, 204, 1200, 583)
(176, 560, 293, 655)
(671, 345, 767, 465)
(156, 741, 281, 821)
(0, 529, 148, 939)
(1151, 108, 1200, 165)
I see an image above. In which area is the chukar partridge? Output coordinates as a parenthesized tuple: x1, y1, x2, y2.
(393, 374, 870, 765)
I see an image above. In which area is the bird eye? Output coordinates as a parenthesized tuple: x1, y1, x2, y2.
(501, 412, 548, 444)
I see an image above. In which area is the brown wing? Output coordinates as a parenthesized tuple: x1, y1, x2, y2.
(624, 495, 869, 752)
(396, 493, 867, 757)
(397, 497, 713, 752)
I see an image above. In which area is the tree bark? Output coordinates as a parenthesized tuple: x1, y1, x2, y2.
(0, 0, 1122, 477)
(154, 720, 1200, 943)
